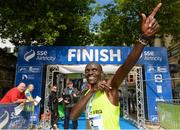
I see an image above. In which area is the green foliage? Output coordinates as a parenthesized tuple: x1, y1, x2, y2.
(0, 0, 97, 46)
(159, 0, 180, 41)
(94, 0, 180, 46)
(0, 0, 179, 46)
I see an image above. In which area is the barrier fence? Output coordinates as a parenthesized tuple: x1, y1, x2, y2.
(158, 100, 180, 129)
(0, 102, 34, 129)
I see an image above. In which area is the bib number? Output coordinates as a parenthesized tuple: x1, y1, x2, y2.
(89, 114, 103, 130)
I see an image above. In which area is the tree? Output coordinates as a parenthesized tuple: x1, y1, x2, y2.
(0, 0, 97, 46)
(94, 0, 180, 46)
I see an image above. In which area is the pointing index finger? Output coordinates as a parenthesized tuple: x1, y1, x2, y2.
(150, 3, 162, 18)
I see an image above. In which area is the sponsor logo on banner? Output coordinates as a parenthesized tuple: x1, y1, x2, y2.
(0, 111, 9, 129)
(18, 66, 41, 73)
(0, 106, 28, 129)
(22, 74, 28, 80)
(143, 51, 162, 62)
(147, 66, 156, 73)
(157, 66, 168, 73)
(24, 50, 36, 62)
(22, 74, 36, 80)
(155, 97, 164, 102)
(24, 50, 56, 62)
(150, 115, 159, 122)
(29, 66, 41, 73)
(157, 85, 162, 93)
(154, 74, 163, 82)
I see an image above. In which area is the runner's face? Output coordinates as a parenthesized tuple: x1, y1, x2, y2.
(85, 63, 102, 85)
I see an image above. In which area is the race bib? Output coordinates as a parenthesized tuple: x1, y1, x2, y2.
(88, 114, 103, 130)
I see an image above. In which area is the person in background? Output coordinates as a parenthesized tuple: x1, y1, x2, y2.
(25, 84, 37, 113)
(0, 82, 26, 104)
(118, 90, 123, 117)
(25, 84, 35, 102)
(57, 93, 64, 120)
(48, 85, 59, 129)
(63, 80, 79, 129)
(70, 3, 162, 130)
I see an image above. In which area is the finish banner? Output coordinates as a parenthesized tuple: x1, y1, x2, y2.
(17, 46, 168, 65)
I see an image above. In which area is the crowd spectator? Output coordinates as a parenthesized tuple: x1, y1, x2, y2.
(0, 82, 26, 104)
(63, 80, 79, 129)
(48, 85, 59, 129)
(25, 84, 34, 102)
(24, 84, 37, 115)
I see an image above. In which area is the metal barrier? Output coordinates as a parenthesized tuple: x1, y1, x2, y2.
(0, 102, 34, 129)
(157, 100, 180, 129)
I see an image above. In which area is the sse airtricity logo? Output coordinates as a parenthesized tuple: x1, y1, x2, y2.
(24, 50, 36, 62)
(24, 50, 56, 62)
(0, 110, 9, 129)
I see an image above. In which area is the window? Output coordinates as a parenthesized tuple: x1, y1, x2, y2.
(128, 74, 134, 83)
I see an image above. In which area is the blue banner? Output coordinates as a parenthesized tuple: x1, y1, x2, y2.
(17, 46, 168, 65)
(15, 65, 42, 124)
(145, 66, 172, 122)
(0, 102, 33, 129)
(15, 46, 172, 123)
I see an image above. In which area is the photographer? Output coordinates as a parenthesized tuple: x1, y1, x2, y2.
(48, 85, 59, 129)
(63, 80, 79, 129)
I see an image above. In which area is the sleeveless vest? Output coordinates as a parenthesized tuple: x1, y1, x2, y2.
(86, 91, 120, 130)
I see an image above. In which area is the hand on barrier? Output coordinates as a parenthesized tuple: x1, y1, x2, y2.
(14, 104, 24, 115)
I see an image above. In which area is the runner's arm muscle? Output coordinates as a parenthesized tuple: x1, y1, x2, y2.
(70, 89, 94, 120)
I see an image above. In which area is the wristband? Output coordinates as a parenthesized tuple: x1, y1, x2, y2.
(138, 34, 153, 46)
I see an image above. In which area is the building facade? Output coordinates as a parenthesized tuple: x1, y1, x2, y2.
(168, 42, 180, 88)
